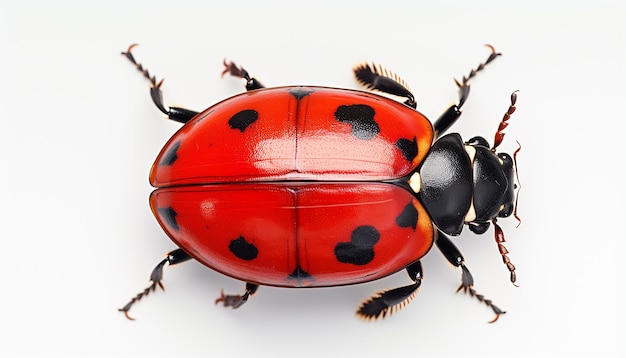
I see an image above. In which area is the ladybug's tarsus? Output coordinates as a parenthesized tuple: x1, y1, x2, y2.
(122, 43, 199, 123)
(215, 283, 259, 309)
(118, 248, 192, 320)
(454, 44, 502, 109)
(221, 59, 248, 79)
(436, 230, 506, 322)
(121, 44, 159, 87)
(457, 44, 501, 92)
(456, 264, 507, 324)
(353, 62, 416, 108)
(118, 259, 167, 321)
(357, 261, 422, 320)
(222, 59, 265, 91)
(432, 45, 502, 138)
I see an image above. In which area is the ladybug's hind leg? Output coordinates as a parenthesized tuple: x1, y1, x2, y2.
(215, 282, 259, 309)
(357, 261, 423, 320)
(122, 44, 199, 124)
(435, 230, 505, 323)
(119, 248, 192, 320)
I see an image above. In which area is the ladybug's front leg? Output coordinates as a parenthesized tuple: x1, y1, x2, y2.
(215, 282, 259, 309)
(119, 248, 192, 320)
(435, 230, 505, 323)
(432, 45, 501, 138)
(356, 261, 423, 320)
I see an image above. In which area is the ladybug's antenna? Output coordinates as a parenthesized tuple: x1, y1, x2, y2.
(493, 219, 518, 287)
(492, 90, 518, 151)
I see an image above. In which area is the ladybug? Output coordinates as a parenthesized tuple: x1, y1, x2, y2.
(119, 44, 520, 322)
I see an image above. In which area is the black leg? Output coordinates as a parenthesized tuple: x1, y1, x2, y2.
(435, 230, 505, 323)
(215, 282, 260, 309)
(432, 45, 501, 138)
(119, 248, 192, 320)
(122, 44, 199, 123)
(222, 60, 265, 91)
(357, 261, 423, 320)
(353, 62, 416, 108)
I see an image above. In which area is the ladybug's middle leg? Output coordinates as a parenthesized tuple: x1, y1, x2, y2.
(119, 248, 193, 320)
(215, 282, 260, 309)
(356, 261, 423, 320)
(222, 60, 265, 91)
(435, 230, 505, 323)
(352, 62, 416, 108)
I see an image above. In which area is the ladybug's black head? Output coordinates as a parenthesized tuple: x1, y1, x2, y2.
(466, 136, 518, 224)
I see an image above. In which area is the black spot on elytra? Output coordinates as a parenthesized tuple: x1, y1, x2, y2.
(157, 207, 179, 231)
(229, 236, 258, 261)
(228, 109, 258, 132)
(159, 140, 180, 166)
(334, 226, 380, 265)
(334, 104, 380, 140)
(395, 136, 418, 162)
(395, 202, 418, 230)
(288, 87, 314, 101)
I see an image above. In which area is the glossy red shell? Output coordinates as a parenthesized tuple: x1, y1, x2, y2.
(149, 86, 436, 287)
(150, 86, 433, 187)
(151, 183, 434, 287)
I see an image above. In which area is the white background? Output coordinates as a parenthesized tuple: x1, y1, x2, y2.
(1, 1, 624, 357)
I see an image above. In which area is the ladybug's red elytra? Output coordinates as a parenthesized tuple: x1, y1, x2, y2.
(120, 44, 520, 322)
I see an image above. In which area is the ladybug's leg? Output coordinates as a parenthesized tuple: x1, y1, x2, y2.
(215, 282, 260, 309)
(356, 261, 423, 320)
(435, 230, 505, 323)
(122, 44, 199, 124)
(353, 63, 416, 108)
(222, 60, 265, 91)
(432, 45, 501, 138)
(119, 248, 192, 320)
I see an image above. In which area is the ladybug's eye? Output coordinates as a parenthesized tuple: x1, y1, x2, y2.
(498, 203, 513, 217)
